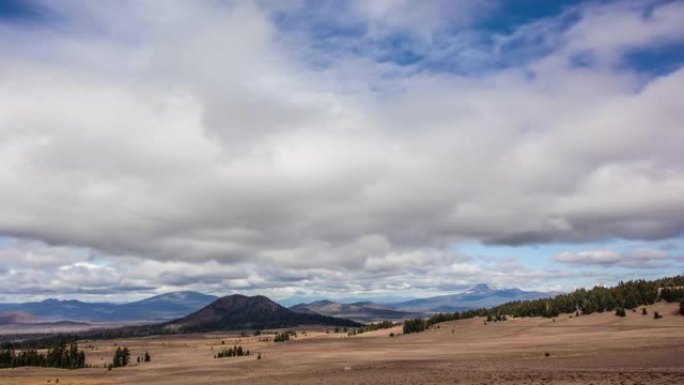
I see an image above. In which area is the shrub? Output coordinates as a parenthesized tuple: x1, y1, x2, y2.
(641, 308, 647, 316)
(615, 308, 626, 317)
(654, 311, 663, 319)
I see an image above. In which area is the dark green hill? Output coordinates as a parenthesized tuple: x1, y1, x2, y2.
(165, 294, 360, 332)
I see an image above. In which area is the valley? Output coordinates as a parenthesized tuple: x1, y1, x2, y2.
(1, 302, 682, 385)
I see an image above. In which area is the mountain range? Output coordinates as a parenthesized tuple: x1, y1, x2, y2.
(288, 284, 556, 319)
(289, 300, 422, 322)
(386, 284, 557, 312)
(0, 291, 218, 323)
(0, 284, 557, 326)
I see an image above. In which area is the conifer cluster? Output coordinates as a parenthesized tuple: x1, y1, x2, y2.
(0, 341, 86, 369)
(111, 346, 131, 368)
(215, 345, 249, 358)
(273, 331, 296, 342)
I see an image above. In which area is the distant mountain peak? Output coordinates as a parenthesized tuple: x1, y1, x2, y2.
(389, 284, 556, 313)
(40, 298, 79, 304)
(468, 283, 493, 293)
(289, 299, 421, 322)
(40, 299, 60, 304)
(309, 299, 336, 306)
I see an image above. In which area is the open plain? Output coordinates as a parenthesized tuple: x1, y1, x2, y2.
(1, 302, 683, 385)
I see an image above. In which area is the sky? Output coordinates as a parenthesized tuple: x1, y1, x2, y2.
(0, 0, 683, 304)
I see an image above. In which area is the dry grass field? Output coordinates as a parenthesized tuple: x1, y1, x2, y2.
(1, 302, 683, 385)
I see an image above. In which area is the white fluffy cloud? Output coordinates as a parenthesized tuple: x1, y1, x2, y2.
(555, 247, 675, 269)
(0, 0, 683, 299)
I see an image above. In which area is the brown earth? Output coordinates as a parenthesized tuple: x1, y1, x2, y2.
(1, 302, 683, 385)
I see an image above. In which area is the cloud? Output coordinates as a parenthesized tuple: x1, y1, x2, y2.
(0, 1, 683, 299)
(554, 248, 675, 269)
(0, 239, 90, 268)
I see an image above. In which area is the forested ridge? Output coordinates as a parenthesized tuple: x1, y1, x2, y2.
(404, 275, 684, 334)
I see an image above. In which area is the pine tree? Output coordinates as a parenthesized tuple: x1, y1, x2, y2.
(112, 347, 122, 368)
(122, 347, 130, 367)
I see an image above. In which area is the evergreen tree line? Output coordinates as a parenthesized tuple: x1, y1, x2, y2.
(403, 318, 427, 334)
(402, 275, 684, 333)
(2, 335, 81, 351)
(403, 308, 484, 333)
(0, 341, 86, 369)
(215, 345, 249, 358)
(660, 287, 684, 303)
(348, 320, 396, 336)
